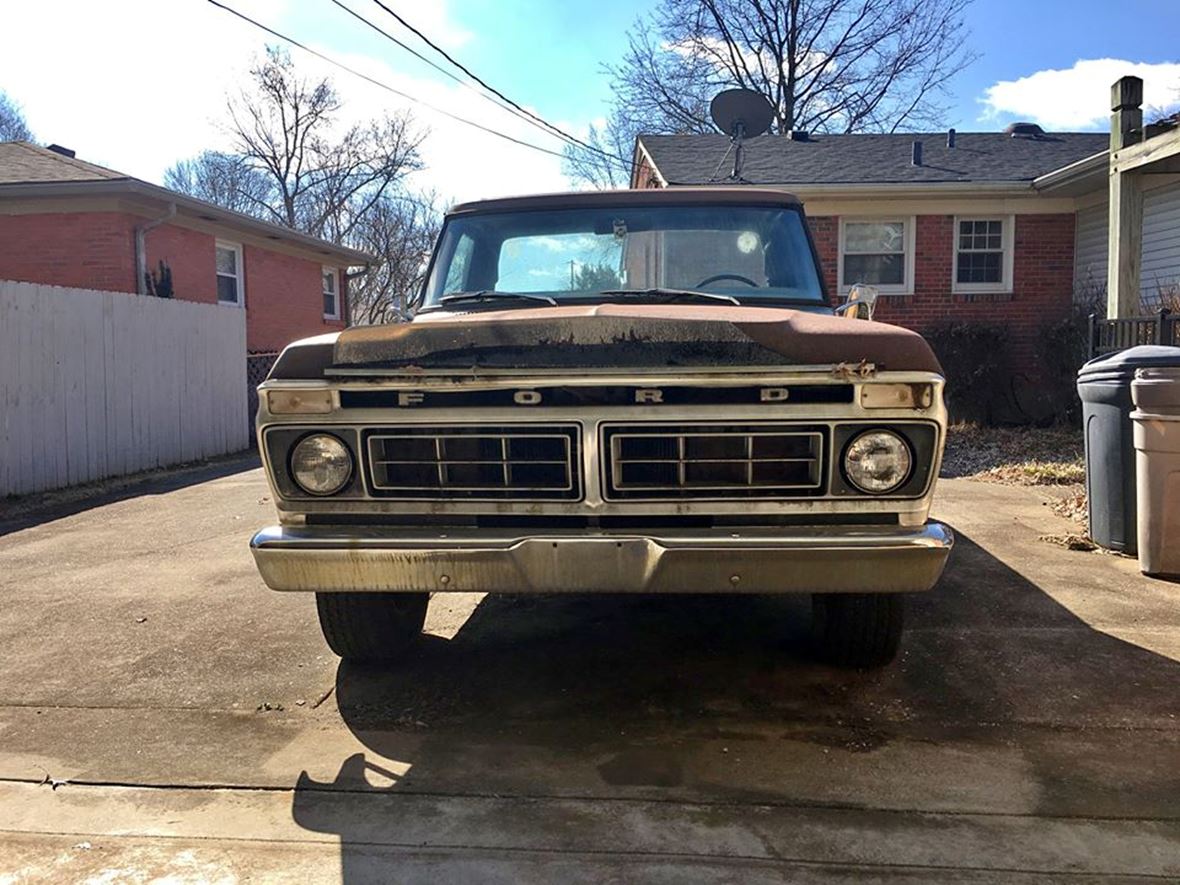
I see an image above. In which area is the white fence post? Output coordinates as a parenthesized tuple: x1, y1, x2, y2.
(0, 280, 249, 497)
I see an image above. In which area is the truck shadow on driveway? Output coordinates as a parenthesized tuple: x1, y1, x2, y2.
(290, 530, 1180, 877)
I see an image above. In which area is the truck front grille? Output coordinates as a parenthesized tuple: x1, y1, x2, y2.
(365, 425, 580, 500)
(603, 423, 825, 499)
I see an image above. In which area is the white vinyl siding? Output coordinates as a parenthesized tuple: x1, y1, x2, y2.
(1143, 181, 1180, 303)
(1073, 203, 1108, 301)
(1073, 181, 1180, 305)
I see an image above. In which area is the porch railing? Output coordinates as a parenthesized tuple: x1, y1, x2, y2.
(1088, 309, 1177, 359)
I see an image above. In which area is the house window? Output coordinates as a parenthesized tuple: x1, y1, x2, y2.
(215, 242, 244, 306)
(839, 218, 914, 294)
(322, 267, 340, 319)
(953, 217, 1013, 293)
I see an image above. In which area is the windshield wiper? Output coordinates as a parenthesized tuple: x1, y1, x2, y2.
(439, 290, 558, 307)
(599, 288, 742, 306)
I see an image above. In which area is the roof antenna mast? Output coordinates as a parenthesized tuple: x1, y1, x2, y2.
(708, 88, 774, 183)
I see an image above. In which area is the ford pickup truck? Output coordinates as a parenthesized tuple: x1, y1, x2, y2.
(250, 187, 953, 667)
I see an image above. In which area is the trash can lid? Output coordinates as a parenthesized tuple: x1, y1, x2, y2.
(1078, 345, 1180, 385)
(1132, 366, 1180, 410)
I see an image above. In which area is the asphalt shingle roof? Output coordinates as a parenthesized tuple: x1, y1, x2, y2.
(0, 141, 129, 184)
(0, 141, 373, 264)
(638, 132, 1109, 186)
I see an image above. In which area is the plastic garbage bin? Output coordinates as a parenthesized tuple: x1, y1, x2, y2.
(1076, 346, 1180, 553)
(1131, 366, 1180, 576)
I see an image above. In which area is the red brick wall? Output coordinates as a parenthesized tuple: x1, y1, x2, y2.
(241, 244, 346, 353)
(0, 211, 139, 292)
(808, 212, 1076, 373)
(145, 223, 217, 303)
(0, 209, 347, 353)
(807, 215, 839, 296)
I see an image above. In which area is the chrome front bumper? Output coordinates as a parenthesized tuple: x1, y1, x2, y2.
(250, 522, 953, 595)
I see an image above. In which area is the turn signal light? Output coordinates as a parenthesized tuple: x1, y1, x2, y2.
(267, 389, 334, 414)
(859, 383, 933, 410)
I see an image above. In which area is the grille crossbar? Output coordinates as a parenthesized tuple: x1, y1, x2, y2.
(605, 424, 825, 499)
(366, 426, 579, 499)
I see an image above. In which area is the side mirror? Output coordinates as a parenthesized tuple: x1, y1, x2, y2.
(835, 284, 879, 321)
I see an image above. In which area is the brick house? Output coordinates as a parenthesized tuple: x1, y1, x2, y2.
(0, 142, 372, 354)
(632, 127, 1180, 378)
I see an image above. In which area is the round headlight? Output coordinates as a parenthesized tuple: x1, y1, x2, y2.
(843, 430, 912, 494)
(290, 434, 352, 496)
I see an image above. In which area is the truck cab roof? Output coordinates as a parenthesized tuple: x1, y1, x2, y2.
(448, 186, 804, 217)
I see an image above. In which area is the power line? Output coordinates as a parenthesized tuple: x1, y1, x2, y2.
(327, 0, 588, 155)
(205, 0, 570, 161)
(365, 0, 630, 170)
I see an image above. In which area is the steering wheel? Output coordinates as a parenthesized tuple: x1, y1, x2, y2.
(696, 272, 758, 288)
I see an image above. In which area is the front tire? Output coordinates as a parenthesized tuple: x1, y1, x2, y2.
(811, 593, 904, 668)
(315, 592, 429, 663)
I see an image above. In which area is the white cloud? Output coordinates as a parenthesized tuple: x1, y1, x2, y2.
(978, 58, 1180, 130)
(0, 0, 574, 205)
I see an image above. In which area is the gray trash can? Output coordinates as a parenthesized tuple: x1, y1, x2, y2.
(1076, 346, 1180, 553)
(1131, 367, 1180, 576)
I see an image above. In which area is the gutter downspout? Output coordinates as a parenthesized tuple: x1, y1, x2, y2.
(344, 262, 371, 325)
(134, 202, 177, 295)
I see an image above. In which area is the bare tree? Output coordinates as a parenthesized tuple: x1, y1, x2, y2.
(566, 0, 976, 186)
(165, 47, 439, 325)
(348, 193, 441, 325)
(164, 151, 271, 216)
(0, 90, 33, 141)
(560, 119, 635, 189)
(226, 47, 425, 240)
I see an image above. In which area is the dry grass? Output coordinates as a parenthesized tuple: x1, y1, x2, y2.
(940, 424, 1084, 485)
(941, 423, 1091, 534)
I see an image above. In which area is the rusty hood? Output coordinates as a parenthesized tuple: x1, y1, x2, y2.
(332, 303, 942, 374)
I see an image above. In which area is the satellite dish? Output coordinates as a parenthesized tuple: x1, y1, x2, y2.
(710, 88, 775, 139)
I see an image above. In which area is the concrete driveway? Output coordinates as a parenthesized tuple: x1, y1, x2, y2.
(0, 458, 1178, 883)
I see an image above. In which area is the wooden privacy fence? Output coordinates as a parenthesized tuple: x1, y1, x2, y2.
(0, 280, 249, 497)
(1088, 309, 1178, 358)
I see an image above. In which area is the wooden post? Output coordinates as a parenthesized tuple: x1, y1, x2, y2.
(1088, 312, 1098, 359)
(1158, 308, 1172, 346)
(1107, 76, 1144, 319)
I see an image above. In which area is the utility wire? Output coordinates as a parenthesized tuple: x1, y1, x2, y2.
(327, 0, 566, 148)
(205, 0, 570, 160)
(365, 0, 630, 171)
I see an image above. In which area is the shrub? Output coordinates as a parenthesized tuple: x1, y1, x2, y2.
(1033, 306, 1095, 427)
(925, 321, 1011, 424)
(145, 260, 174, 298)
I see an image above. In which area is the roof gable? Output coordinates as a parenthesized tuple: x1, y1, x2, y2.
(638, 132, 1109, 187)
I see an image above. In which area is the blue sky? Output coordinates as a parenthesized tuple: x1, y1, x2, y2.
(2, 0, 1178, 202)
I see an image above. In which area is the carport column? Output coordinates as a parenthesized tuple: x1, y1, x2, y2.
(1107, 76, 1143, 320)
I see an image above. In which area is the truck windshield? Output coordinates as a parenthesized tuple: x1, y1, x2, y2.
(422, 204, 825, 308)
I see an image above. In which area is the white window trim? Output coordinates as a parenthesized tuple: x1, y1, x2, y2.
(215, 240, 245, 307)
(322, 266, 340, 320)
(952, 215, 1015, 295)
(837, 216, 916, 296)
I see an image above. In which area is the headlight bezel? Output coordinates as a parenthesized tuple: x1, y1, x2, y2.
(841, 428, 915, 495)
(289, 432, 355, 497)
